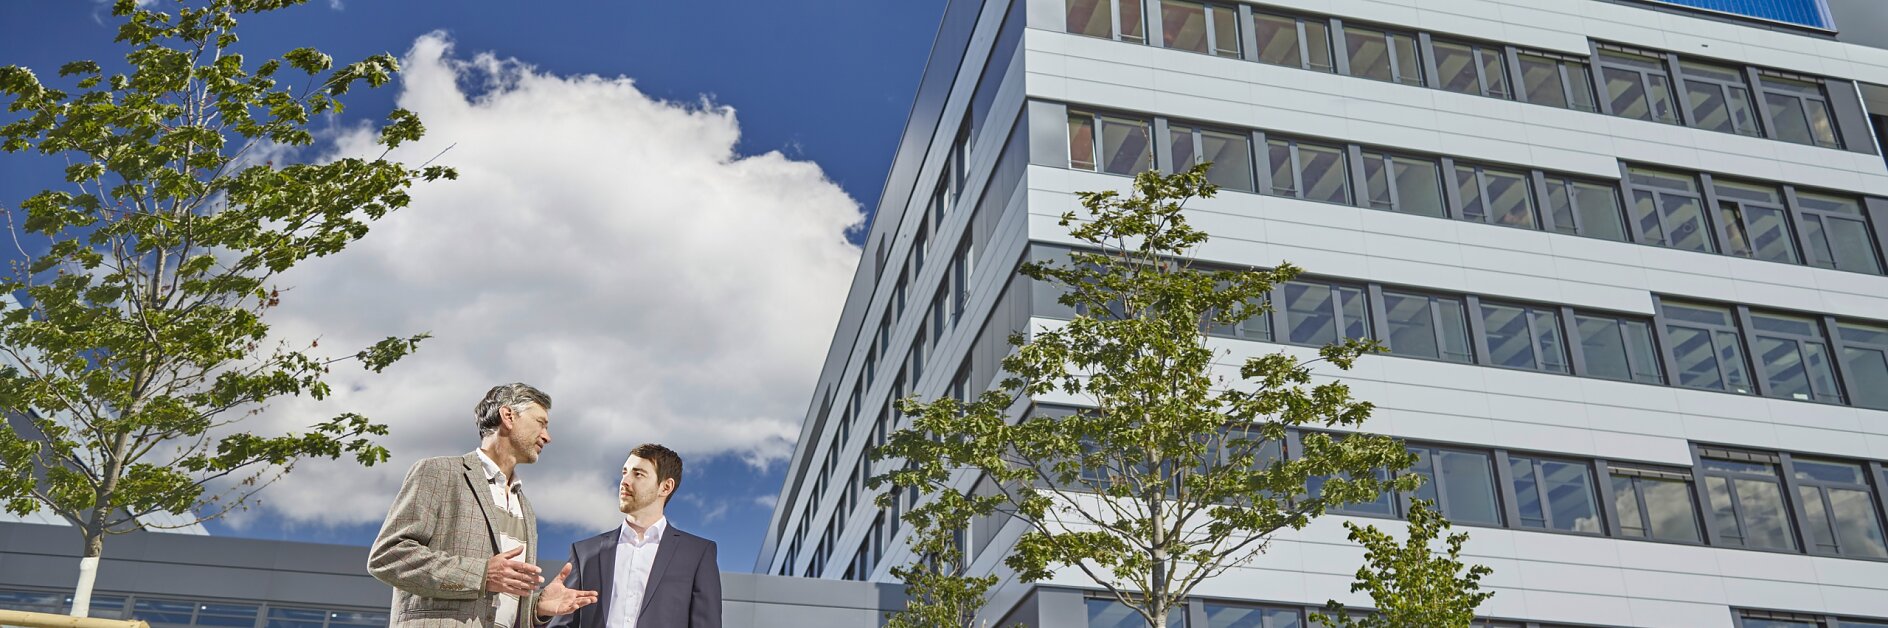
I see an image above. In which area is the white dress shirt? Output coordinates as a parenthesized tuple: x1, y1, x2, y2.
(607, 516, 666, 628)
(473, 450, 527, 628)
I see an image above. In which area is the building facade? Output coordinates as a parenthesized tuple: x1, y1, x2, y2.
(758, 0, 1888, 627)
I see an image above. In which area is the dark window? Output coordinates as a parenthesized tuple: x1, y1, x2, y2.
(1574, 313, 1665, 384)
(1204, 602, 1304, 628)
(1281, 280, 1370, 346)
(1381, 290, 1473, 363)
(1171, 123, 1254, 191)
(1309, 464, 1397, 517)
(1792, 458, 1888, 558)
(1361, 150, 1445, 217)
(1760, 72, 1841, 148)
(1088, 599, 1186, 628)
(1252, 12, 1334, 73)
(1066, 0, 1145, 44)
(1517, 50, 1598, 112)
(1680, 60, 1762, 136)
(1480, 302, 1569, 373)
(1264, 136, 1351, 204)
(1069, 111, 1153, 175)
(1749, 311, 1843, 403)
(1714, 179, 1799, 264)
(1627, 167, 1715, 253)
(1431, 38, 1510, 99)
(1839, 322, 1888, 410)
(1598, 46, 1681, 125)
(266, 607, 328, 628)
(1793, 191, 1882, 275)
(1662, 301, 1753, 394)
(1543, 175, 1628, 241)
(1206, 290, 1271, 341)
(1341, 25, 1422, 86)
(1510, 455, 1604, 534)
(1701, 451, 1797, 551)
(1407, 445, 1503, 526)
(1454, 163, 1537, 228)
(1160, 0, 1240, 58)
(1610, 465, 1702, 543)
(1740, 610, 1826, 628)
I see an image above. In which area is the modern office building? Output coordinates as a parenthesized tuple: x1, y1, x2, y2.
(759, 0, 1888, 626)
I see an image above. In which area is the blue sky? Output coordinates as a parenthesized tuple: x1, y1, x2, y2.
(0, 0, 946, 573)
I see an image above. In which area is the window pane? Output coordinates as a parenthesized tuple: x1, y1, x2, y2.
(1344, 26, 1392, 82)
(1571, 180, 1627, 240)
(1201, 129, 1254, 192)
(1455, 166, 1483, 222)
(1099, 116, 1153, 175)
(1483, 303, 1563, 371)
(1205, 603, 1303, 628)
(1170, 125, 1197, 173)
(1518, 53, 1569, 109)
(1338, 285, 1369, 341)
(1266, 139, 1294, 195)
(1390, 33, 1422, 86)
(1069, 114, 1098, 171)
(1067, 0, 1113, 38)
(1796, 191, 1882, 274)
(1840, 325, 1888, 410)
(1566, 63, 1598, 112)
(1363, 152, 1392, 209)
(1384, 292, 1472, 363)
(1433, 40, 1478, 95)
(1681, 61, 1759, 135)
(1542, 459, 1602, 532)
(1484, 167, 1536, 228)
(1161, 0, 1209, 53)
(1088, 599, 1185, 628)
(1298, 142, 1350, 204)
(1284, 282, 1336, 345)
(1533, 309, 1569, 372)
(1254, 13, 1302, 68)
(1436, 449, 1502, 525)
(1392, 154, 1445, 217)
(1512, 456, 1548, 528)
(1668, 326, 1726, 391)
(1733, 477, 1796, 550)
(1828, 487, 1888, 557)
(1662, 192, 1713, 252)
(1720, 202, 1798, 263)
(1211, 6, 1239, 57)
(1120, 0, 1145, 43)
(1765, 91, 1817, 146)
(1304, 20, 1334, 73)
(1603, 66, 1651, 121)
(1481, 48, 1510, 98)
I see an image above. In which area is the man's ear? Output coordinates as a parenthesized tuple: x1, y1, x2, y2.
(660, 478, 676, 498)
(497, 405, 515, 432)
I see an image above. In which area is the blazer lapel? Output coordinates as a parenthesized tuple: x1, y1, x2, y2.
(459, 453, 500, 550)
(593, 531, 618, 626)
(639, 528, 684, 615)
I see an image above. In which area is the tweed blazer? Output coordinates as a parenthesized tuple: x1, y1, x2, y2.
(368, 452, 540, 627)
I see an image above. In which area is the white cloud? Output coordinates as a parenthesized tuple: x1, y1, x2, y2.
(230, 32, 860, 533)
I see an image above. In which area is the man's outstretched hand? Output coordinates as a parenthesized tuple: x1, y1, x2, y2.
(536, 563, 598, 616)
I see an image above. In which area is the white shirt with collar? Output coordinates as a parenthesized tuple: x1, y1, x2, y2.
(473, 449, 526, 628)
(607, 516, 667, 628)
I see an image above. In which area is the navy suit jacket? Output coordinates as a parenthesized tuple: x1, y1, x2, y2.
(546, 524, 721, 628)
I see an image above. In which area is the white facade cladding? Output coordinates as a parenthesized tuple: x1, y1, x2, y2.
(760, 0, 1888, 626)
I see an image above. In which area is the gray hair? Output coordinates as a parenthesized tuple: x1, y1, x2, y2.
(475, 383, 552, 437)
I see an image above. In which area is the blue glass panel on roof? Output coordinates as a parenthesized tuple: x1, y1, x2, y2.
(1643, 0, 1834, 29)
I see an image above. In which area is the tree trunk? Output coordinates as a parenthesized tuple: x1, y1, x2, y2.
(70, 530, 104, 617)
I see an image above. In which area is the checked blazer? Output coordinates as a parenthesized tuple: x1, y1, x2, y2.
(368, 452, 540, 627)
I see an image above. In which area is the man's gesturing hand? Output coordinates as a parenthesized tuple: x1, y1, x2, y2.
(535, 563, 598, 616)
(485, 547, 542, 596)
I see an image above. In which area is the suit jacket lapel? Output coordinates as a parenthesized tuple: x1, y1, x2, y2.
(459, 453, 500, 550)
(639, 527, 683, 615)
(594, 531, 618, 626)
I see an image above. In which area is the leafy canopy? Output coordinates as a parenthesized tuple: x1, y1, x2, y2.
(1313, 500, 1496, 628)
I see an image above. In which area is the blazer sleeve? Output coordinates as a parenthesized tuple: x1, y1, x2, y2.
(691, 539, 722, 628)
(366, 458, 486, 599)
(542, 542, 583, 628)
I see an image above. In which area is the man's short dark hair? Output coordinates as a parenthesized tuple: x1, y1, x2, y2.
(475, 383, 552, 437)
(631, 443, 683, 504)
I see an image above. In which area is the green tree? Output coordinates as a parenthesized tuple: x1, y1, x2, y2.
(872, 164, 1418, 627)
(880, 485, 1001, 628)
(0, 0, 451, 615)
(1312, 500, 1496, 628)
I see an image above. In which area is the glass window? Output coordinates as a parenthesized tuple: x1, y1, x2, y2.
(1361, 150, 1444, 217)
(1310, 465, 1397, 517)
(1792, 458, 1888, 558)
(1714, 179, 1799, 264)
(1087, 599, 1186, 628)
(1543, 175, 1627, 241)
(1381, 291, 1473, 363)
(1407, 446, 1503, 526)
(1701, 453, 1798, 551)
(1610, 466, 1702, 543)
(1627, 167, 1715, 253)
(1161, 0, 1239, 58)
(1070, 111, 1153, 176)
(1574, 313, 1664, 384)
(1170, 124, 1254, 192)
(1679, 60, 1762, 136)
(266, 607, 327, 628)
(1264, 136, 1351, 205)
(1342, 25, 1422, 86)
(194, 605, 260, 628)
(1252, 12, 1334, 73)
(1205, 602, 1303, 628)
(1760, 72, 1840, 148)
(1480, 302, 1569, 373)
(1662, 301, 1753, 394)
(1749, 311, 1843, 403)
(1432, 38, 1510, 99)
(1517, 50, 1598, 112)
(1455, 163, 1537, 228)
(1281, 281, 1370, 346)
(1206, 289, 1271, 341)
(133, 599, 197, 627)
(1840, 322, 1888, 410)
(1793, 191, 1882, 275)
(1740, 611, 1826, 628)
(1510, 456, 1603, 533)
(1598, 47, 1681, 125)
(1066, 0, 1145, 44)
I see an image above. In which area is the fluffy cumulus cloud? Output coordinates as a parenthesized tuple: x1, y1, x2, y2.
(233, 33, 861, 532)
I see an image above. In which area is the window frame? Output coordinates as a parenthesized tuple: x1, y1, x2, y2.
(1676, 59, 1764, 137)
(1475, 299, 1571, 374)
(1274, 278, 1373, 347)
(1357, 147, 1446, 217)
(1789, 188, 1884, 275)
(1168, 120, 1256, 192)
(1450, 160, 1540, 229)
(1370, 285, 1474, 364)
(1256, 131, 1353, 205)
(1499, 451, 1606, 536)
(1838, 321, 1888, 411)
(1695, 446, 1803, 553)
(1540, 173, 1629, 241)
(1655, 299, 1755, 395)
(1711, 176, 1801, 264)
(1157, 0, 1242, 58)
(1569, 310, 1666, 385)
(1624, 166, 1717, 253)
(1403, 444, 1505, 527)
(1514, 48, 1598, 112)
(1427, 36, 1512, 99)
(1757, 70, 1843, 149)
(1746, 309, 1846, 404)
(1594, 44, 1683, 126)
(1598, 461, 1706, 545)
(1785, 456, 1888, 559)
(1250, 10, 1336, 73)
(1067, 109, 1155, 176)
(1064, 0, 1147, 44)
(1335, 21, 1424, 87)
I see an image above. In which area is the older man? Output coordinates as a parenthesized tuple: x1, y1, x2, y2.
(369, 383, 597, 627)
